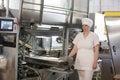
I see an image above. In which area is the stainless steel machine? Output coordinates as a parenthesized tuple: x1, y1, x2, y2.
(105, 17, 120, 75)
(0, 17, 19, 80)
(18, 25, 75, 80)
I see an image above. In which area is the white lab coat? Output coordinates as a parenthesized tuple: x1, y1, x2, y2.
(73, 32, 99, 70)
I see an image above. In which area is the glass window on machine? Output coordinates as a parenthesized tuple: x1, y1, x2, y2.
(35, 36, 63, 57)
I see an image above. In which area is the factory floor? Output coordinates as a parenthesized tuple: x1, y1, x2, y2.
(99, 53, 113, 80)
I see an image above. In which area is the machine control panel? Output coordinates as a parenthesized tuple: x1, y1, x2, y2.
(0, 17, 19, 33)
(0, 17, 19, 47)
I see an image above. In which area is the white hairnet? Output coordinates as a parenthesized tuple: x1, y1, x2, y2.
(82, 18, 93, 28)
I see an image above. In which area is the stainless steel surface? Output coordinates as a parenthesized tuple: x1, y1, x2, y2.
(0, 17, 19, 80)
(1, 47, 17, 80)
(27, 56, 64, 62)
(20, 0, 43, 24)
(19, 0, 88, 25)
(0, 55, 7, 70)
(105, 17, 120, 74)
(25, 56, 73, 69)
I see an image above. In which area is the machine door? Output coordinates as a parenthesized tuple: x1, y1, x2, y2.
(106, 17, 120, 74)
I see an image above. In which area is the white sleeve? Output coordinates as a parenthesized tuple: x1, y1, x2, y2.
(94, 33, 99, 46)
(73, 34, 80, 45)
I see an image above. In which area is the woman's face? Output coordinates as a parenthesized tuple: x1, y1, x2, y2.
(82, 24, 90, 32)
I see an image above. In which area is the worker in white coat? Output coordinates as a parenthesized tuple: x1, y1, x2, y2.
(69, 18, 99, 80)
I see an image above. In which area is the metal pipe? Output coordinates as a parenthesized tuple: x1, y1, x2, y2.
(87, 0, 90, 17)
(39, 0, 44, 25)
(23, 1, 41, 5)
(6, 0, 9, 17)
(69, 0, 74, 24)
(19, 0, 24, 23)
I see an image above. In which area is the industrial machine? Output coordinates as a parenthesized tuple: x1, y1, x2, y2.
(18, 24, 75, 80)
(0, 17, 19, 80)
(18, 18, 103, 80)
(105, 12, 120, 75)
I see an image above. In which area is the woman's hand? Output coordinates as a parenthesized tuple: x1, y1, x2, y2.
(93, 62, 97, 69)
